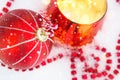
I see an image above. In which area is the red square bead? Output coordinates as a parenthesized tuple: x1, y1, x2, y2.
(82, 74, 88, 79)
(72, 77, 77, 80)
(106, 52, 112, 57)
(71, 63, 76, 69)
(108, 74, 114, 79)
(106, 59, 112, 64)
(41, 61, 46, 66)
(113, 69, 119, 75)
(94, 57, 100, 62)
(71, 52, 78, 57)
(118, 39, 120, 44)
(2, 7, 9, 13)
(71, 70, 77, 75)
(6, 2, 12, 7)
(91, 74, 96, 79)
(101, 48, 106, 52)
(102, 71, 108, 76)
(106, 65, 111, 71)
(116, 45, 120, 50)
(47, 58, 52, 63)
(117, 65, 120, 69)
(118, 58, 120, 63)
(79, 56, 85, 62)
(117, 52, 120, 57)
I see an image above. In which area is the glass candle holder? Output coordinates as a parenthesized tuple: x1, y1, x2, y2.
(46, 0, 107, 48)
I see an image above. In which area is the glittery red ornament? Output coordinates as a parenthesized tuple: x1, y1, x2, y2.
(0, 9, 52, 69)
(46, 0, 107, 48)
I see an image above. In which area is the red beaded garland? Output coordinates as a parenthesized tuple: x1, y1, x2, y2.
(0, 0, 14, 16)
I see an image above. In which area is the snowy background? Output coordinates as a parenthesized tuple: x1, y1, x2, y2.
(0, 0, 120, 80)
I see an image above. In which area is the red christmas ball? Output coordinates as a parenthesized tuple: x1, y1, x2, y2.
(0, 9, 52, 69)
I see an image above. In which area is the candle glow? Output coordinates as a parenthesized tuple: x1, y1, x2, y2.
(47, 0, 107, 48)
(57, 0, 107, 24)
